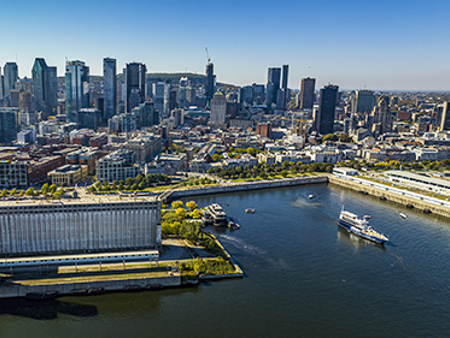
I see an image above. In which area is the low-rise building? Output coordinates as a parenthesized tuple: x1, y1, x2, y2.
(48, 164, 88, 186)
(96, 149, 140, 183)
(120, 134, 162, 163)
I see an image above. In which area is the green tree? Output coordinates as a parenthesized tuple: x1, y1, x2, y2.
(9, 189, 16, 196)
(191, 209, 204, 219)
(0, 189, 7, 198)
(131, 183, 138, 191)
(176, 208, 186, 220)
(171, 200, 184, 209)
(49, 184, 57, 194)
(138, 182, 146, 190)
(186, 201, 198, 211)
(322, 133, 339, 142)
(25, 187, 34, 196)
(280, 170, 288, 177)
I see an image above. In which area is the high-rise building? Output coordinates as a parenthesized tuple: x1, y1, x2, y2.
(352, 90, 375, 115)
(370, 95, 392, 137)
(65, 60, 90, 123)
(205, 62, 215, 104)
(152, 82, 164, 113)
(316, 84, 339, 135)
(299, 77, 316, 110)
(32, 58, 57, 114)
(0, 66, 3, 101)
(266, 67, 281, 108)
(282, 65, 289, 89)
(103, 58, 117, 120)
(210, 90, 227, 127)
(3, 62, 18, 105)
(163, 82, 171, 117)
(0, 108, 18, 143)
(124, 62, 146, 113)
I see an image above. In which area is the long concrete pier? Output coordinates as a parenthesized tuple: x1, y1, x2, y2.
(329, 175, 450, 219)
(159, 175, 328, 202)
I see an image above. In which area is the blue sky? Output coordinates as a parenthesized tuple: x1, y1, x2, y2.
(1, 0, 450, 91)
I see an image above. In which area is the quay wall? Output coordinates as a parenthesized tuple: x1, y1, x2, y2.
(329, 175, 450, 219)
(162, 175, 328, 201)
(0, 275, 181, 299)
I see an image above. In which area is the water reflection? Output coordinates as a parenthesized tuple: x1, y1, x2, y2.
(336, 226, 386, 252)
(0, 298, 97, 320)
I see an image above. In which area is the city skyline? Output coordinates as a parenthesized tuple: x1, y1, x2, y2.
(1, 0, 450, 91)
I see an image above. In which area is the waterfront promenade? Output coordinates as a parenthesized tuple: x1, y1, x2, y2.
(158, 175, 329, 202)
(329, 174, 450, 218)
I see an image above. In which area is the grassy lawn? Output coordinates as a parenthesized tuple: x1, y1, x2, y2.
(17, 270, 172, 286)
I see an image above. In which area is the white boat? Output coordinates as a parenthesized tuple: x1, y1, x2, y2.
(399, 213, 407, 219)
(245, 208, 255, 213)
(206, 203, 227, 226)
(339, 208, 389, 244)
(309, 195, 313, 199)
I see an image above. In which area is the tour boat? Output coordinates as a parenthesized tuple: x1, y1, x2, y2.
(245, 208, 255, 213)
(339, 207, 389, 244)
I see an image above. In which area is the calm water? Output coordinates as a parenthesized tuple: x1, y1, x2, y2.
(1, 184, 450, 338)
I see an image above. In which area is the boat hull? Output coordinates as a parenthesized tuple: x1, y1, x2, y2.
(338, 219, 387, 244)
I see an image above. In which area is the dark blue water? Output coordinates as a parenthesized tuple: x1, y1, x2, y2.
(1, 184, 450, 338)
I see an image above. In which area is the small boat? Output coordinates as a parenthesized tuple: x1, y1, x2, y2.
(399, 213, 407, 219)
(245, 208, 255, 213)
(309, 195, 313, 199)
(363, 215, 371, 220)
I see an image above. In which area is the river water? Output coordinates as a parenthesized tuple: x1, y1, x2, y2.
(1, 183, 450, 337)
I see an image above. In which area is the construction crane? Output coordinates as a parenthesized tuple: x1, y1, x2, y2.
(280, 116, 305, 135)
(205, 47, 211, 64)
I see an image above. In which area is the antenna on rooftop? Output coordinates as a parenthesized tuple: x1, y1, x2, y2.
(205, 47, 211, 65)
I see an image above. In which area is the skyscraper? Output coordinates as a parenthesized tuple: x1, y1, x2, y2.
(65, 60, 90, 123)
(352, 90, 375, 115)
(3, 62, 18, 105)
(316, 84, 339, 135)
(282, 65, 289, 89)
(0, 66, 3, 101)
(32, 58, 57, 114)
(210, 91, 227, 127)
(103, 58, 117, 120)
(163, 82, 171, 117)
(124, 62, 146, 113)
(0, 108, 18, 143)
(299, 77, 316, 110)
(370, 95, 392, 137)
(152, 82, 164, 113)
(266, 67, 281, 107)
(205, 62, 215, 104)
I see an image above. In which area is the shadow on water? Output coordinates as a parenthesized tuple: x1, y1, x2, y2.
(0, 298, 98, 320)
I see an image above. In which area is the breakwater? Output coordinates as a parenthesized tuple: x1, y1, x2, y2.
(159, 175, 328, 202)
(329, 175, 450, 219)
(0, 274, 181, 299)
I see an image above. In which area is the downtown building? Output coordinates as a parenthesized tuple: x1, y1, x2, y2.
(103, 57, 117, 120)
(96, 149, 140, 183)
(65, 60, 90, 123)
(315, 84, 339, 135)
(299, 77, 316, 110)
(32, 58, 58, 116)
(3, 62, 18, 106)
(124, 62, 146, 113)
